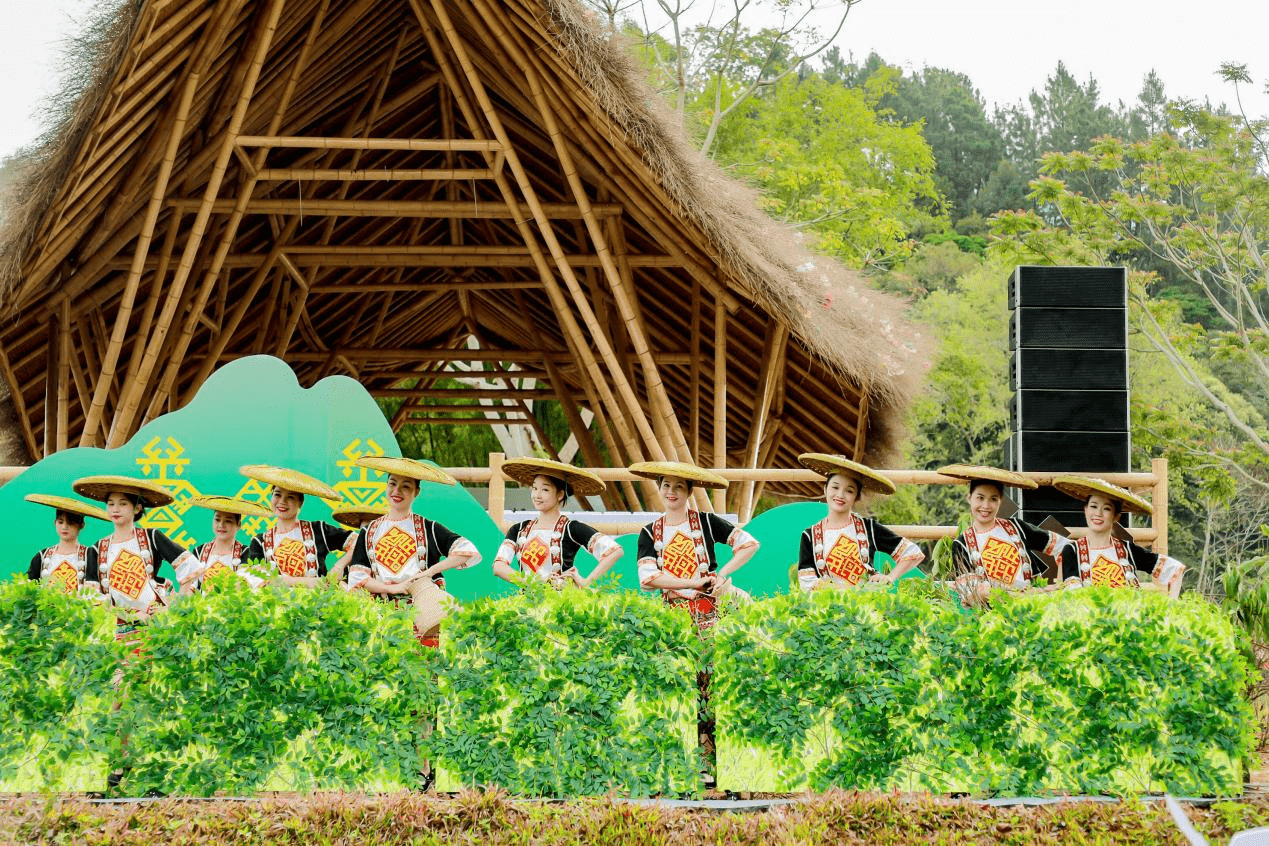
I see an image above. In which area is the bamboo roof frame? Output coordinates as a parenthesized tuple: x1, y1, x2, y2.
(0, 0, 930, 499)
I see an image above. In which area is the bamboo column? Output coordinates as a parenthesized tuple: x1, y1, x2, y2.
(487, 451, 507, 531)
(56, 302, 71, 453)
(0, 341, 39, 459)
(712, 296, 728, 512)
(43, 316, 59, 456)
(542, 356, 623, 510)
(737, 319, 789, 521)
(851, 389, 870, 460)
(1151, 456, 1169, 555)
(107, 0, 289, 446)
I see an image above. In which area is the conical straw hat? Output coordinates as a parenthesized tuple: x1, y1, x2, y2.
(239, 465, 339, 500)
(936, 464, 1038, 490)
(1052, 474, 1152, 515)
(24, 493, 109, 521)
(72, 475, 175, 507)
(500, 457, 605, 497)
(628, 461, 729, 490)
(187, 495, 272, 519)
(330, 502, 390, 529)
(356, 456, 456, 486)
(797, 453, 896, 494)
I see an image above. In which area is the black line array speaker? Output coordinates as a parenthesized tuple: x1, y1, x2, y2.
(1005, 266, 1130, 527)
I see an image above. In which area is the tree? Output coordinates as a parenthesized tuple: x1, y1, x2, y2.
(708, 68, 942, 267)
(592, 0, 861, 157)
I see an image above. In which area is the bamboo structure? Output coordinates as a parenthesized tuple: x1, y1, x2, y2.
(0, 0, 930, 502)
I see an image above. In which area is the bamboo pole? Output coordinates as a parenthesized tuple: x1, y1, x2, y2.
(737, 320, 789, 521)
(56, 301, 71, 453)
(851, 388, 870, 460)
(254, 166, 495, 181)
(0, 341, 39, 460)
(543, 356, 621, 510)
(411, 0, 653, 473)
(165, 198, 621, 218)
(690, 278, 701, 461)
(1151, 456, 1169, 555)
(123, 212, 181, 393)
(43, 316, 58, 457)
(100, 251, 682, 269)
(107, 0, 288, 446)
(236, 135, 503, 151)
(712, 296, 728, 512)
(487, 452, 507, 531)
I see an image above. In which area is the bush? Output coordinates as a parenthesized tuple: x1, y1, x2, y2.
(715, 584, 1254, 795)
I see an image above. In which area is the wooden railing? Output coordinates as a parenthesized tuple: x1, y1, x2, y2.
(448, 454, 1171, 554)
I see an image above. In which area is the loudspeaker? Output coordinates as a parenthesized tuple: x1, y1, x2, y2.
(1008, 265, 1127, 309)
(1006, 266, 1131, 524)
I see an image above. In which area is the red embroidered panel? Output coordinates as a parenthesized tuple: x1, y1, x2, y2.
(980, 536, 1021, 583)
(274, 537, 308, 577)
(1090, 555, 1127, 587)
(520, 536, 549, 573)
(662, 531, 698, 580)
(112, 550, 148, 599)
(374, 526, 416, 574)
(825, 535, 866, 585)
(49, 561, 79, 594)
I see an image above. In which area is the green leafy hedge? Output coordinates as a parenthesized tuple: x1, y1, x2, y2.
(433, 586, 702, 797)
(715, 584, 1255, 795)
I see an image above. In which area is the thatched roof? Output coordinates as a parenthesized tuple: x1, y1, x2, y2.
(0, 0, 928, 505)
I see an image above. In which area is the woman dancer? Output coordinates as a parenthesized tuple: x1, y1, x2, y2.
(1053, 474, 1186, 598)
(25, 493, 108, 596)
(345, 456, 480, 643)
(631, 460, 758, 631)
(796, 453, 924, 591)
(492, 457, 622, 589)
(187, 495, 272, 590)
(238, 465, 356, 587)
(938, 464, 1068, 596)
(71, 475, 200, 642)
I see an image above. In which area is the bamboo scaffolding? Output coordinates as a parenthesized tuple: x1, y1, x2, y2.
(107, 0, 288, 447)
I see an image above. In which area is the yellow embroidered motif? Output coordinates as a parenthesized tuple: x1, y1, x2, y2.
(111, 549, 148, 599)
(520, 536, 549, 573)
(274, 537, 308, 577)
(374, 526, 417, 574)
(48, 560, 79, 594)
(1090, 555, 1127, 588)
(661, 531, 698, 580)
(980, 536, 1021, 583)
(825, 534, 866, 585)
(203, 561, 233, 581)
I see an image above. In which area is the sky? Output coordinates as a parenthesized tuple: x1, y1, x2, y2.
(0, 0, 1266, 161)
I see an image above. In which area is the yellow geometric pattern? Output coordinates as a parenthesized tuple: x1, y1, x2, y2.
(132, 434, 388, 547)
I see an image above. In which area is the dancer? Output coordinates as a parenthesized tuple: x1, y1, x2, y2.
(796, 453, 924, 591)
(631, 460, 758, 631)
(492, 457, 622, 589)
(238, 465, 356, 587)
(25, 493, 108, 596)
(938, 464, 1068, 595)
(71, 475, 199, 641)
(345, 456, 480, 643)
(187, 495, 272, 590)
(1053, 474, 1186, 598)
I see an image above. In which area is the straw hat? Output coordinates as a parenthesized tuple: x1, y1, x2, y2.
(239, 465, 339, 500)
(23, 493, 109, 522)
(330, 502, 389, 529)
(355, 456, 456, 486)
(72, 475, 175, 507)
(1052, 474, 1152, 515)
(936, 464, 1038, 490)
(187, 495, 272, 519)
(797, 453, 896, 494)
(628, 460, 729, 490)
(500, 457, 605, 497)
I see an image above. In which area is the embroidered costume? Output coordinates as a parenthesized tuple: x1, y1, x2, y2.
(493, 515, 617, 582)
(347, 514, 481, 591)
(1059, 536, 1186, 593)
(951, 516, 1066, 588)
(95, 527, 191, 615)
(241, 521, 355, 579)
(797, 515, 921, 591)
(23, 493, 109, 596)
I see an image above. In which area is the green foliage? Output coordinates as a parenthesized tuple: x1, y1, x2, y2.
(709, 67, 943, 267)
(0, 579, 117, 790)
(434, 586, 702, 797)
(113, 575, 437, 796)
(715, 586, 1254, 795)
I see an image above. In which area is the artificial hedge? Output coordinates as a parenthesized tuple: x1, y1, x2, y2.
(714, 582, 1255, 795)
(0, 576, 1255, 797)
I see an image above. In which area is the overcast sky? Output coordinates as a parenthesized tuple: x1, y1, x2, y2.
(1, 0, 1266, 161)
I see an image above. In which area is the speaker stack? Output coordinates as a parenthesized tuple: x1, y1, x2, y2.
(1004, 266, 1130, 528)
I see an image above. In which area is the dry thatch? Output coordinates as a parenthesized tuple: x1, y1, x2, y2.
(0, 0, 929, 505)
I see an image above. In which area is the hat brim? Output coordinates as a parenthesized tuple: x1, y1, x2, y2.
(937, 464, 1038, 490)
(1052, 475, 1152, 515)
(627, 461, 729, 490)
(330, 505, 389, 528)
(187, 495, 273, 518)
(24, 494, 110, 521)
(356, 456, 456, 486)
(500, 458, 605, 497)
(797, 453, 896, 494)
(71, 475, 175, 507)
(239, 465, 340, 500)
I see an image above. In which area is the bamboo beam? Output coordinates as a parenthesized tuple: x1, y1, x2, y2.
(236, 135, 503, 151)
(166, 198, 622, 218)
(43, 316, 58, 457)
(487, 452, 506, 532)
(1151, 456, 1168, 554)
(102, 251, 683, 270)
(308, 279, 540, 294)
(254, 167, 495, 181)
(0, 341, 39, 460)
(737, 320, 789, 521)
(371, 387, 555, 399)
(406, 416, 530, 425)
(712, 296, 727, 512)
(851, 389, 870, 460)
(56, 302, 71, 453)
(690, 278, 701, 461)
(107, 0, 288, 446)
(122, 211, 182, 395)
(543, 356, 621, 510)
